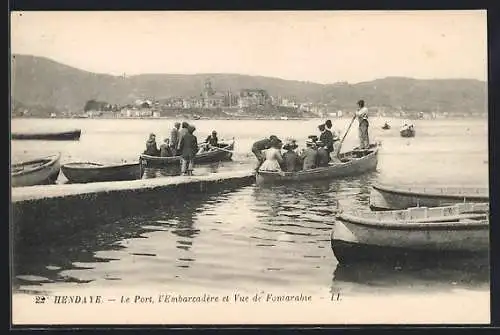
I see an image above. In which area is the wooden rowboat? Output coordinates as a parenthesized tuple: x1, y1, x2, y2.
(369, 183, 489, 211)
(139, 139, 235, 167)
(61, 161, 144, 184)
(11, 153, 61, 187)
(400, 127, 415, 138)
(11, 129, 81, 141)
(331, 202, 490, 265)
(256, 143, 379, 185)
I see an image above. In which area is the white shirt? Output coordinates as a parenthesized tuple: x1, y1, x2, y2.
(356, 107, 369, 121)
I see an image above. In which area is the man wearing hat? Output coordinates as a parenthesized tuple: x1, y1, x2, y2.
(300, 139, 318, 170)
(282, 138, 301, 172)
(170, 122, 181, 156)
(315, 140, 330, 167)
(318, 123, 334, 161)
(355, 99, 370, 149)
(325, 119, 341, 156)
(178, 125, 199, 175)
(144, 133, 160, 156)
(205, 130, 219, 148)
(252, 135, 282, 170)
(177, 121, 190, 152)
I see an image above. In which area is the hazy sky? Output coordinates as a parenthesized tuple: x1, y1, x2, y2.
(10, 10, 487, 84)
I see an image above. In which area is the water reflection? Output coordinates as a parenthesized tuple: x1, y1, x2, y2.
(332, 255, 489, 294)
(13, 190, 227, 292)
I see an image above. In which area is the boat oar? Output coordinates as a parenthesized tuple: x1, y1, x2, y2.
(336, 115, 357, 158)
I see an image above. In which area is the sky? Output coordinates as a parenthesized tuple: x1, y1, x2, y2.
(10, 10, 487, 84)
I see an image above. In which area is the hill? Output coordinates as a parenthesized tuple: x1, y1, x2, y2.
(10, 54, 487, 115)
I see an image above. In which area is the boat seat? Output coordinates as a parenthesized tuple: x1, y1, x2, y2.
(408, 207, 428, 219)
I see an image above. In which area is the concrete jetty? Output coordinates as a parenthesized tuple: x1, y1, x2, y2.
(12, 170, 256, 244)
(12, 170, 255, 203)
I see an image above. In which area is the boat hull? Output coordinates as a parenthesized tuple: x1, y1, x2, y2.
(61, 162, 143, 183)
(11, 129, 81, 141)
(331, 207, 489, 265)
(140, 141, 234, 167)
(256, 145, 378, 185)
(11, 153, 61, 187)
(369, 184, 489, 210)
(400, 129, 415, 137)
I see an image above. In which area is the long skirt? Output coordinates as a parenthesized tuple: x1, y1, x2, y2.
(358, 121, 369, 149)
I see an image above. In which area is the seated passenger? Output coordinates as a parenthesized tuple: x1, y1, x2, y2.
(258, 138, 284, 172)
(316, 140, 330, 167)
(160, 138, 173, 157)
(300, 140, 318, 170)
(282, 139, 301, 172)
(205, 130, 219, 148)
(144, 133, 160, 156)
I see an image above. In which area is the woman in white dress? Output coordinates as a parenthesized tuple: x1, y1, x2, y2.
(258, 139, 284, 172)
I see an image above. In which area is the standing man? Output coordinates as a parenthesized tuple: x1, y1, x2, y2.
(325, 119, 341, 160)
(355, 100, 370, 149)
(319, 123, 334, 161)
(177, 122, 190, 152)
(178, 125, 199, 176)
(170, 122, 181, 156)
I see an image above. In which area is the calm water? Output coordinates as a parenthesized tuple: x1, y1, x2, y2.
(11, 117, 490, 298)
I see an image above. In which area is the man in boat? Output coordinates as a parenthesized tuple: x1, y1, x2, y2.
(318, 123, 334, 161)
(355, 99, 370, 149)
(325, 119, 341, 159)
(316, 140, 330, 167)
(178, 125, 199, 176)
(204, 130, 219, 150)
(176, 121, 190, 152)
(281, 139, 302, 172)
(170, 122, 181, 156)
(252, 135, 282, 171)
(160, 138, 174, 157)
(300, 139, 318, 170)
(144, 133, 160, 156)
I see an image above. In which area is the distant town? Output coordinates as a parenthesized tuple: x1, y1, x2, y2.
(12, 78, 486, 120)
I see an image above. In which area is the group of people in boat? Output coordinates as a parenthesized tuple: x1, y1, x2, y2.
(252, 99, 371, 173)
(251, 120, 342, 173)
(143, 121, 221, 176)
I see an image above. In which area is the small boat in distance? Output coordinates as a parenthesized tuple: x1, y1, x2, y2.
(61, 161, 144, 184)
(12, 129, 82, 141)
(382, 122, 390, 130)
(400, 123, 415, 137)
(256, 143, 379, 185)
(11, 152, 61, 187)
(331, 202, 489, 265)
(140, 139, 235, 167)
(369, 183, 489, 210)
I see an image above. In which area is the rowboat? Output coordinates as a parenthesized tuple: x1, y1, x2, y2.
(11, 129, 81, 141)
(255, 143, 379, 185)
(331, 202, 489, 265)
(400, 126, 415, 137)
(61, 161, 144, 183)
(139, 139, 235, 167)
(11, 153, 61, 187)
(369, 183, 489, 210)
(382, 123, 390, 130)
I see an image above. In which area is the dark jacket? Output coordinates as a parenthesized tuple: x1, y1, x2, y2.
(178, 133, 198, 159)
(320, 130, 334, 153)
(252, 138, 272, 151)
(317, 147, 330, 167)
(177, 128, 189, 150)
(282, 151, 302, 172)
(206, 135, 218, 147)
(300, 147, 318, 170)
(160, 143, 173, 157)
(170, 128, 179, 148)
(144, 140, 160, 156)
